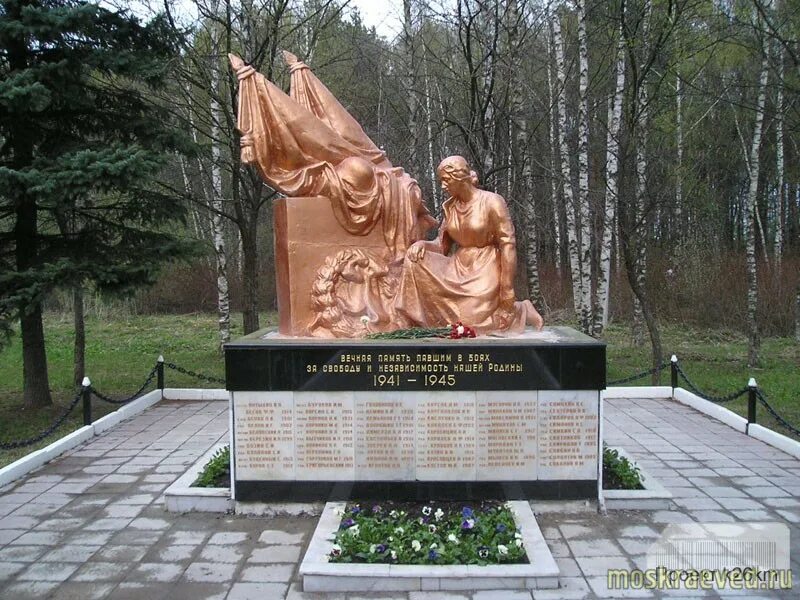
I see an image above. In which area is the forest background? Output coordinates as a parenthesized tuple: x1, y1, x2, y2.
(1, 0, 799, 422)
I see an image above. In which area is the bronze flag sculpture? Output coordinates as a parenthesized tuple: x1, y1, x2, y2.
(229, 53, 543, 337)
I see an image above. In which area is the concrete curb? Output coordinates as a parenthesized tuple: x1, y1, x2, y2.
(164, 442, 233, 513)
(672, 387, 748, 433)
(747, 424, 800, 459)
(300, 500, 559, 592)
(604, 386, 672, 399)
(602, 446, 672, 510)
(163, 388, 229, 401)
(0, 389, 163, 488)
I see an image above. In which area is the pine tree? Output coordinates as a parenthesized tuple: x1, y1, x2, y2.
(0, 0, 194, 407)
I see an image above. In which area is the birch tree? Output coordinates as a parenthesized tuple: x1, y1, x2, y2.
(575, 0, 593, 333)
(594, 16, 626, 335)
(745, 38, 770, 367)
(551, 10, 587, 327)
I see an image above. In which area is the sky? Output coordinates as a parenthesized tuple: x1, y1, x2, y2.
(347, 0, 403, 40)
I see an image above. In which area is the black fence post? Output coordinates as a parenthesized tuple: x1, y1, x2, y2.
(81, 377, 92, 426)
(157, 355, 165, 391)
(747, 378, 758, 432)
(670, 355, 678, 393)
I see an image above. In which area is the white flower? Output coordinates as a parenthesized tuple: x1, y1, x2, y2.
(411, 540, 421, 552)
(428, 524, 437, 533)
(394, 527, 404, 535)
(514, 531, 522, 539)
(400, 511, 406, 516)
(515, 538, 524, 548)
(389, 510, 399, 518)
(349, 524, 359, 537)
(497, 544, 509, 556)
(369, 544, 376, 553)
(422, 506, 432, 516)
(430, 543, 438, 549)
(391, 550, 397, 560)
(447, 533, 459, 544)
(331, 544, 342, 556)
(434, 508, 444, 521)
(388, 536, 394, 541)
(456, 324, 465, 335)
(417, 517, 424, 525)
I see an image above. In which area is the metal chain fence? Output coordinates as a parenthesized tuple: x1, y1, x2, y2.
(165, 362, 226, 386)
(608, 362, 668, 386)
(756, 389, 800, 437)
(674, 363, 750, 404)
(0, 388, 83, 450)
(91, 364, 159, 405)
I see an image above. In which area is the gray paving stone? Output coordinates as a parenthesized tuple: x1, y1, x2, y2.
(84, 517, 132, 531)
(162, 582, 229, 600)
(248, 544, 302, 563)
(0, 561, 26, 580)
(240, 563, 295, 582)
(0, 515, 39, 529)
(531, 576, 593, 599)
(199, 543, 246, 563)
(0, 528, 25, 544)
(127, 561, 185, 582)
(567, 539, 624, 558)
(576, 554, 635, 576)
(208, 531, 249, 545)
(715, 497, 764, 510)
(618, 525, 661, 539)
(106, 581, 174, 600)
(8, 530, 64, 545)
(40, 544, 100, 562)
(48, 582, 116, 600)
(227, 582, 289, 600)
(0, 580, 60, 599)
(258, 529, 305, 545)
(165, 530, 209, 545)
(16, 561, 80, 582)
(73, 561, 136, 582)
(183, 561, 238, 583)
(472, 591, 533, 599)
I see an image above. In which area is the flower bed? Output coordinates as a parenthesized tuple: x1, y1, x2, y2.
(328, 501, 527, 565)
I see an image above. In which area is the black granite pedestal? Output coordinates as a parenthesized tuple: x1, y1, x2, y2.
(225, 326, 606, 502)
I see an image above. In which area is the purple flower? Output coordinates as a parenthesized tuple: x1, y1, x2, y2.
(462, 506, 474, 519)
(372, 505, 382, 514)
(340, 518, 355, 529)
(461, 518, 475, 530)
(495, 523, 507, 533)
(428, 549, 439, 561)
(376, 544, 386, 554)
(351, 505, 361, 515)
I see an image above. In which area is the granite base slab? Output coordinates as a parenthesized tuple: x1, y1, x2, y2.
(299, 500, 560, 592)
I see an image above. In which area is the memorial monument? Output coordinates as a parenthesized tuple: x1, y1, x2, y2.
(225, 52, 605, 502)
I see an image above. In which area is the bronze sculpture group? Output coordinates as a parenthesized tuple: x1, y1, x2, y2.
(230, 52, 543, 338)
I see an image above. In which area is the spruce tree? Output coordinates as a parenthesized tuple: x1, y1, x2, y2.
(0, 0, 194, 407)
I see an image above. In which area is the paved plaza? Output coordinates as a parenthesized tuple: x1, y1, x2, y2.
(0, 397, 797, 599)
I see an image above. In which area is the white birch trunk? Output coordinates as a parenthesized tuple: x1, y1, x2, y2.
(595, 21, 625, 334)
(675, 72, 683, 245)
(547, 57, 562, 276)
(631, 1, 652, 347)
(576, 0, 592, 334)
(423, 54, 440, 213)
(746, 49, 770, 367)
(775, 45, 784, 264)
(403, 0, 418, 173)
(209, 16, 231, 347)
(552, 14, 584, 324)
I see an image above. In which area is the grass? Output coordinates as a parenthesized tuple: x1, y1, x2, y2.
(0, 312, 797, 468)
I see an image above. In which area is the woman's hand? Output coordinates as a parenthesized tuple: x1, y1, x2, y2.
(407, 241, 426, 262)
